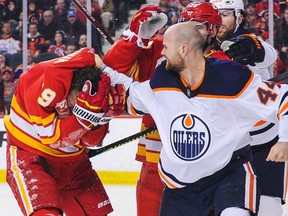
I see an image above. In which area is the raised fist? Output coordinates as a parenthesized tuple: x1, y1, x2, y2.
(73, 74, 111, 130)
(123, 4, 168, 48)
(221, 33, 265, 66)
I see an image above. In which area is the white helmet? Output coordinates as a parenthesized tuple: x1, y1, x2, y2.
(210, 0, 245, 30)
(209, 0, 244, 11)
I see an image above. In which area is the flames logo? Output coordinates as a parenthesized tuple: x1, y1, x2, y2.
(170, 113, 211, 161)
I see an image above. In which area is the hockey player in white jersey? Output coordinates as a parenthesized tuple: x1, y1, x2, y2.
(104, 23, 288, 216)
(210, 0, 277, 80)
(209, 0, 287, 215)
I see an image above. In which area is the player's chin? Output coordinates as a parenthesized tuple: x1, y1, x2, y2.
(216, 31, 226, 41)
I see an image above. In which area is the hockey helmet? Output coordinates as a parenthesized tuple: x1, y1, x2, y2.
(210, 0, 245, 18)
(210, 0, 245, 31)
(179, 2, 222, 31)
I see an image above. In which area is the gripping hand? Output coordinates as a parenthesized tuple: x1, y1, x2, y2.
(72, 74, 111, 130)
(106, 84, 126, 118)
(220, 34, 265, 66)
(123, 4, 168, 48)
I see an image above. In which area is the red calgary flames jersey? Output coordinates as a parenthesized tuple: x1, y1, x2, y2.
(4, 48, 107, 162)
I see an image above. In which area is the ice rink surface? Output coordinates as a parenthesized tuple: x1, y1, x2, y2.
(0, 183, 136, 215)
(1, 183, 288, 215)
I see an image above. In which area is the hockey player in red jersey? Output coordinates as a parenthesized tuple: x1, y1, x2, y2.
(103, 3, 228, 216)
(5, 48, 126, 216)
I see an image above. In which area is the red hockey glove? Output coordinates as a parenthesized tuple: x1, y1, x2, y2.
(220, 33, 265, 66)
(106, 84, 127, 117)
(123, 4, 167, 48)
(72, 74, 111, 130)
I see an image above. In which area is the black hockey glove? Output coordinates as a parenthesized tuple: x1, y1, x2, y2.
(220, 34, 265, 66)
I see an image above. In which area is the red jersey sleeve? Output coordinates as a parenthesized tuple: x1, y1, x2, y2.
(103, 36, 164, 82)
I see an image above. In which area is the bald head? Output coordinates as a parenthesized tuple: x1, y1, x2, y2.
(165, 22, 204, 52)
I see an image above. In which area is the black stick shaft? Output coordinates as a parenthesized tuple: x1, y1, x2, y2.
(268, 71, 288, 83)
(88, 126, 158, 158)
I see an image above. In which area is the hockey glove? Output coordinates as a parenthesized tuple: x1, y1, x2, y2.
(220, 33, 265, 66)
(72, 74, 111, 130)
(106, 84, 127, 117)
(123, 4, 168, 48)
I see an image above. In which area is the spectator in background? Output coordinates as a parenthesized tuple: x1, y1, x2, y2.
(14, 50, 35, 83)
(279, 0, 287, 14)
(159, 0, 172, 15)
(167, 10, 179, 27)
(28, 13, 40, 25)
(52, 0, 69, 27)
(65, 42, 76, 55)
(256, 0, 281, 19)
(0, 0, 5, 13)
(177, 0, 193, 14)
(28, 0, 42, 22)
(278, 7, 288, 73)
(27, 22, 46, 58)
(38, 9, 59, 46)
(0, 0, 4, 9)
(41, 0, 57, 11)
(101, 0, 115, 35)
(62, 10, 86, 45)
(0, 21, 21, 56)
(0, 53, 14, 114)
(1, 67, 16, 113)
(245, 3, 264, 36)
(77, 34, 87, 49)
(14, 11, 23, 40)
(0, 53, 13, 76)
(0, 0, 19, 22)
(47, 30, 66, 57)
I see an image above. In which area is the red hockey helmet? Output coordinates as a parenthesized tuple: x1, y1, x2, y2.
(179, 2, 222, 31)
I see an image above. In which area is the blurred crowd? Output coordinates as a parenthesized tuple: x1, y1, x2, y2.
(0, 0, 287, 115)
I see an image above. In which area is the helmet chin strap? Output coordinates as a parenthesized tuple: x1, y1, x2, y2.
(203, 33, 213, 51)
(233, 9, 242, 33)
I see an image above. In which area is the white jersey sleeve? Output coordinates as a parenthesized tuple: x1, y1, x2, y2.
(248, 38, 277, 80)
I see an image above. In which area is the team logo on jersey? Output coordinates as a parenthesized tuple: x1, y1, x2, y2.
(170, 113, 211, 161)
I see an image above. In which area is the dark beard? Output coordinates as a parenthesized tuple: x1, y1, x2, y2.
(217, 27, 234, 42)
(165, 54, 185, 74)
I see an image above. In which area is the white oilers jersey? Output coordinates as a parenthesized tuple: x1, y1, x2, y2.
(105, 58, 288, 188)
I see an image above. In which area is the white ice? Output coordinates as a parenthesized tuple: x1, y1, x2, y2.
(2, 183, 288, 215)
(0, 183, 136, 215)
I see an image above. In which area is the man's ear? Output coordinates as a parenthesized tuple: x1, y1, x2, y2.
(180, 44, 189, 57)
(237, 14, 244, 25)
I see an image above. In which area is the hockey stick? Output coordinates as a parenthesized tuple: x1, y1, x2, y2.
(88, 126, 158, 158)
(71, 0, 115, 45)
(268, 71, 288, 83)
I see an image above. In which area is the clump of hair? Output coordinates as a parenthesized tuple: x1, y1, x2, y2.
(70, 66, 103, 94)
